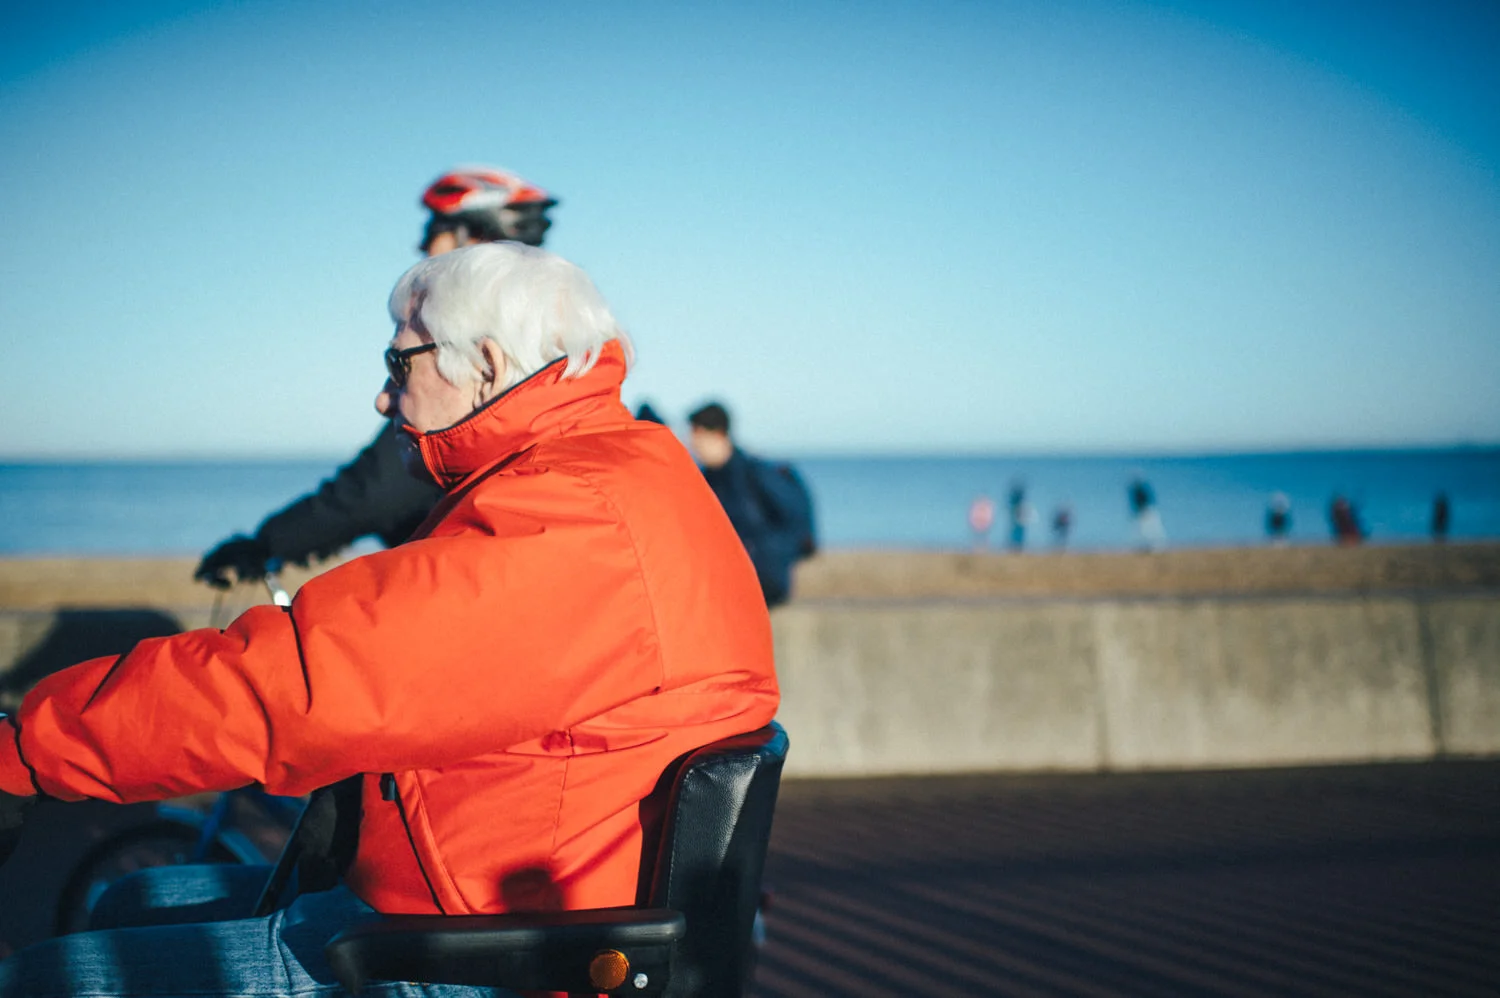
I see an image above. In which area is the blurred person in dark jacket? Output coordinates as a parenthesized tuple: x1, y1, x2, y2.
(1431, 492, 1451, 542)
(195, 167, 558, 587)
(1051, 503, 1073, 549)
(1329, 494, 1364, 546)
(1266, 492, 1292, 546)
(687, 402, 816, 608)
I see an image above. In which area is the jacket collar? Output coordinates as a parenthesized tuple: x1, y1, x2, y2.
(409, 340, 630, 490)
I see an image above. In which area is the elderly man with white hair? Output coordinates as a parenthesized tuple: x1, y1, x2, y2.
(0, 243, 779, 998)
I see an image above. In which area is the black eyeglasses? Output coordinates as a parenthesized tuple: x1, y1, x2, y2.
(384, 342, 438, 388)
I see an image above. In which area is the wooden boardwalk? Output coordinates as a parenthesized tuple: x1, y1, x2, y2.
(3, 761, 1498, 996)
(754, 761, 1500, 997)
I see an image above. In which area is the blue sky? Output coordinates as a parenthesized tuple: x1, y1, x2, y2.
(2, 0, 1497, 458)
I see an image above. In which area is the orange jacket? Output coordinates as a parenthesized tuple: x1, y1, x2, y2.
(0, 343, 779, 915)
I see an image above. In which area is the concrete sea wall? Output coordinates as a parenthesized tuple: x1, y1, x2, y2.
(772, 592, 1500, 776)
(1, 546, 1497, 774)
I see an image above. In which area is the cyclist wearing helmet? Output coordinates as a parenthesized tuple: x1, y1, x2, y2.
(418, 166, 556, 254)
(195, 167, 559, 587)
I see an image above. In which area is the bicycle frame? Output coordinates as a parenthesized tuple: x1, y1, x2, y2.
(158, 786, 304, 866)
(54, 568, 306, 934)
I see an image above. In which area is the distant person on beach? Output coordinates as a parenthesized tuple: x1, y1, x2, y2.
(194, 166, 558, 589)
(969, 494, 997, 549)
(1129, 474, 1166, 551)
(1432, 492, 1451, 543)
(1266, 492, 1292, 546)
(1052, 503, 1073, 549)
(1006, 481, 1037, 552)
(687, 402, 816, 607)
(1329, 495, 1364, 546)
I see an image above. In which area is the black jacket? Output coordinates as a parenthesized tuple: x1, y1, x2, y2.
(256, 421, 445, 563)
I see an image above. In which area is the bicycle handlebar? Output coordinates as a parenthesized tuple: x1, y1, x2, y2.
(263, 558, 291, 607)
(208, 560, 293, 629)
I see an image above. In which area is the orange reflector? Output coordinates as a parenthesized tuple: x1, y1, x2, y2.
(589, 949, 631, 990)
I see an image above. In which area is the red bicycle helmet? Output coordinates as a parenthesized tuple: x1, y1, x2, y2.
(420, 166, 558, 249)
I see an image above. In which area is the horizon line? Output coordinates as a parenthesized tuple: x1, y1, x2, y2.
(2, 440, 1498, 465)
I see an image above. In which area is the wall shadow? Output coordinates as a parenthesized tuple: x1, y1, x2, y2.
(0, 608, 182, 709)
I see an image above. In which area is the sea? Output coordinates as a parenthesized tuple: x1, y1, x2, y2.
(0, 448, 1496, 556)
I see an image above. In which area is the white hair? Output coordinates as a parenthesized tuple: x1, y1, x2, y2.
(387, 242, 633, 391)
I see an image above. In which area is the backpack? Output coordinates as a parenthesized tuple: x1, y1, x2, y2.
(755, 460, 818, 560)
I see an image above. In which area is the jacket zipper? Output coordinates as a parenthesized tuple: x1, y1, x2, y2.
(382, 772, 447, 914)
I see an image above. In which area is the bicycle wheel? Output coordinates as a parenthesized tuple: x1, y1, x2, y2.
(53, 820, 239, 935)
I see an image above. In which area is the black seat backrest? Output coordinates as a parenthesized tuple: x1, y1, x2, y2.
(644, 721, 788, 998)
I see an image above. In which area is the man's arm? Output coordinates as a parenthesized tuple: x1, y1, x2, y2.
(196, 424, 445, 586)
(257, 422, 445, 559)
(2, 527, 666, 804)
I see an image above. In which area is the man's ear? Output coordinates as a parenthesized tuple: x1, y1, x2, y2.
(477, 339, 507, 396)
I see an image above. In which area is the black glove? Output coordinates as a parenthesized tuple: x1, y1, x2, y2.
(194, 534, 272, 589)
(0, 788, 34, 870)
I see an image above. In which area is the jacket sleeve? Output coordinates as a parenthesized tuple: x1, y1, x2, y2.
(256, 423, 445, 562)
(0, 523, 665, 804)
